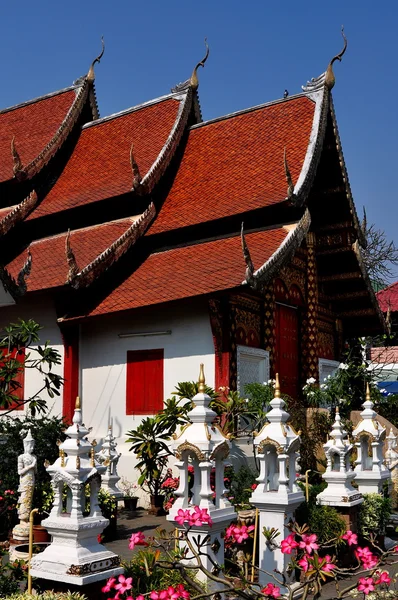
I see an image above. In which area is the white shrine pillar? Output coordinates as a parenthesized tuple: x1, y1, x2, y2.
(30, 397, 123, 585)
(317, 407, 363, 531)
(167, 365, 236, 591)
(250, 374, 304, 589)
(385, 429, 398, 509)
(352, 383, 390, 495)
(96, 423, 123, 499)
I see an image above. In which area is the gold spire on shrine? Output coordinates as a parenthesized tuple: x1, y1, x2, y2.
(75, 396, 81, 410)
(275, 373, 281, 398)
(190, 38, 209, 90)
(198, 363, 206, 393)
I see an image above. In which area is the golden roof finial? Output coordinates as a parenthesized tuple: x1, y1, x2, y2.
(275, 373, 281, 398)
(366, 382, 371, 402)
(325, 26, 347, 90)
(75, 396, 81, 410)
(336, 406, 340, 414)
(87, 36, 105, 82)
(198, 363, 206, 393)
(190, 38, 209, 90)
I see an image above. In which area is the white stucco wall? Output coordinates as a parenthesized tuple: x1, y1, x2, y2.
(80, 298, 216, 488)
(0, 293, 64, 417)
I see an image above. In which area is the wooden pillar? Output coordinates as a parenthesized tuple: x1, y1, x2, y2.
(61, 325, 79, 423)
(263, 282, 276, 376)
(208, 299, 230, 391)
(304, 233, 319, 380)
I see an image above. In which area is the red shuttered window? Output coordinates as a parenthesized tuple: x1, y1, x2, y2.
(126, 349, 164, 415)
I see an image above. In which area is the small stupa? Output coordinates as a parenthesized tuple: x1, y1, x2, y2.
(352, 383, 390, 494)
(96, 422, 123, 499)
(317, 407, 363, 507)
(30, 397, 123, 585)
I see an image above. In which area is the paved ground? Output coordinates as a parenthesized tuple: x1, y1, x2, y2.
(104, 508, 173, 560)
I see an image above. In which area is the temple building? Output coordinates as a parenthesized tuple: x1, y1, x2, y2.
(0, 34, 384, 469)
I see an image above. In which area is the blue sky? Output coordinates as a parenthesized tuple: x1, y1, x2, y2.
(1, 1, 397, 275)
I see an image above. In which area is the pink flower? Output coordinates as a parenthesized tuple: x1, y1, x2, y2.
(175, 508, 190, 526)
(374, 571, 391, 585)
(114, 574, 133, 594)
(150, 591, 168, 600)
(129, 531, 146, 550)
(175, 584, 190, 599)
(356, 546, 378, 569)
(188, 506, 213, 527)
(136, 596, 145, 600)
(101, 577, 116, 593)
(261, 583, 281, 598)
(187, 465, 194, 474)
(251, 483, 258, 490)
(322, 554, 336, 572)
(297, 555, 310, 572)
(280, 533, 299, 554)
(165, 586, 180, 600)
(225, 524, 236, 539)
(357, 577, 375, 595)
(299, 533, 319, 555)
(342, 530, 358, 546)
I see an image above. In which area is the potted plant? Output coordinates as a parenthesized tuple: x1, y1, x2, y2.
(126, 417, 171, 516)
(119, 478, 139, 511)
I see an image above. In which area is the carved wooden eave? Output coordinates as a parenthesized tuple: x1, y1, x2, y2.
(0, 190, 38, 236)
(242, 209, 311, 289)
(132, 88, 194, 196)
(13, 77, 98, 182)
(68, 202, 156, 290)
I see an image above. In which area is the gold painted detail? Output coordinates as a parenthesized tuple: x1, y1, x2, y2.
(175, 442, 205, 461)
(198, 364, 206, 393)
(190, 38, 209, 90)
(257, 438, 283, 454)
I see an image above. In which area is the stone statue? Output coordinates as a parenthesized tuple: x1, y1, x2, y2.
(13, 429, 37, 541)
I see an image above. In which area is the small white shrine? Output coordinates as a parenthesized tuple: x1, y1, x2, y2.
(30, 397, 123, 585)
(352, 383, 390, 494)
(250, 374, 304, 588)
(96, 423, 123, 499)
(167, 364, 236, 588)
(317, 408, 363, 507)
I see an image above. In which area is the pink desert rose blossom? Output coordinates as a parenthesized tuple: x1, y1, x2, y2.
(102, 577, 116, 593)
(175, 584, 190, 599)
(299, 533, 319, 554)
(375, 571, 391, 585)
(322, 555, 336, 572)
(150, 591, 168, 600)
(128, 531, 147, 550)
(261, 583, 281, 598)
(357, 577, 375, 596)
(175, 506, 213, 527)
(297, 555, 310, 572)
(175, 509, 190, 526)
(342, 530, 358, 546)
(114, 574, 133, 594)
(280, 533, 299, 554)
(355, 546, 378, 570)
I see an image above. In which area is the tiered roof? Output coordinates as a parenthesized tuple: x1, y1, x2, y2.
(0, 35, 384, 335)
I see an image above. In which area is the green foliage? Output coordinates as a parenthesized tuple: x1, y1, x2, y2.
(358, 493, 392, 538)
(0, 319, 62, 416)
(0, 415, 67, 522)
(227, 465, 258, 508)
(126, 417, 171, 496)
(0, 548, 28, 598)
(243, 381, 275, 430)
(122, 548, 203, 596)
(305, 505, 346, 544)
(172, 381, 217, 401)
(375, 393, 398, 429)
(155, 396, 192, 437)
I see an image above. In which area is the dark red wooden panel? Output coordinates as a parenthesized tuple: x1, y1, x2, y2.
(62, 326, 79, 423)
(126, 349, 164, 415)
(275, 303, 299, 399)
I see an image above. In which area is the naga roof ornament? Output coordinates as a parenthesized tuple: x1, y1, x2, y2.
(190, 38, 209, 90)
(87, 36, 105, 83)
(65, 229, 79, 282)
(325, 26, 347, 90)
(17, 249, 32, 295)
(11, 136, 24, 179)
(240, 222, 256, 288)
(283, 148, 295, 201)
(130, 143, 143, 191)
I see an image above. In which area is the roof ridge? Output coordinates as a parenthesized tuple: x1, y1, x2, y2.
(0, 82, 83, 116)
(82, 90, 186, 130)
(190, 93, 308, 131)
(376, 281, 398, 296)
(28, 216, 137, 245)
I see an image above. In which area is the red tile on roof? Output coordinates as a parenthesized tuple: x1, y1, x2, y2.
(6, 218, 136, 292)
(28, 98, 181, 220)
(0, 89, 77, 183)
(149, 96, 315, 235)
(377, 281, 398, 312)
(86, 227, 288, 317)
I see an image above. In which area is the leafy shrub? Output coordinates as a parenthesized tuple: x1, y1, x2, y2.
(9, 593, 87, 599)
(227, 465, 258, 508)
(0, 549, 28, 598)
(306, 505, 346, 544)
(358, 493, 392, 538)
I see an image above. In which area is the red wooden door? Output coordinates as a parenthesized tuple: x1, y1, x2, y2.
(275, 303, 299, 399)
(126, 349, 164, 415)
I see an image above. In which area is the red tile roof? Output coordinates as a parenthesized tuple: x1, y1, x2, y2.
(0, 89, 77, 183)
(149, 96, 315, 235)
(377, 282, 398, 312)
(28, 97, 182, 220)
(85, 227, 289, 318)
(6, 218, 137, 292)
